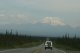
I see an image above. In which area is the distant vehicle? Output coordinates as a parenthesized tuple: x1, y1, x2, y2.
(44, 41, 53, 50)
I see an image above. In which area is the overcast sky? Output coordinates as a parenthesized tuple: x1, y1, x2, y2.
(0, 0, 80, 28)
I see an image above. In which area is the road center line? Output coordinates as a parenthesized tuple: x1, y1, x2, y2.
(56, 49, 66, 53)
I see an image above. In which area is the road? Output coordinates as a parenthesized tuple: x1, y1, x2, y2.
(0, 44, 79, 53)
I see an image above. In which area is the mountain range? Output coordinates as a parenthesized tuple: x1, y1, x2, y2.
(0, 22, 80, 37)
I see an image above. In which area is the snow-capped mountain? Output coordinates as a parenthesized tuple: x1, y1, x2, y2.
(0, 17, 80, 37)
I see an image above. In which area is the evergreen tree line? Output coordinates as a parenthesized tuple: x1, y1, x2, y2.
(51, 33, 80, 50)
(0, 30, 80, 50)
(0, 30, 45, 49)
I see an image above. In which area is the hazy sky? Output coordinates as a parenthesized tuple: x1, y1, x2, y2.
(0, 0, 80, 35)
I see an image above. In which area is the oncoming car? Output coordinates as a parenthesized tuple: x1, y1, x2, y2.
(44, 41, 53, 50)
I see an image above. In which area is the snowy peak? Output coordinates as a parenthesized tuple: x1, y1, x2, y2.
(38, 17, 66, 26)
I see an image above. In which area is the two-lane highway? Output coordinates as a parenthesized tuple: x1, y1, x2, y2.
(0, 44, 66, 53)
(0, 47, 37, 53)
(34, 44, 66, 53)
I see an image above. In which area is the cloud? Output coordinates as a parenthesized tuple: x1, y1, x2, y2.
(0, 14, 5, 17)
(66, 18, 80, 28)
(16, 0, 35, 5)
(0, 11, 79, 27)
(0, 12, 37, 25)
(0, 13, 65, 26)
(16, 0, 80, 12)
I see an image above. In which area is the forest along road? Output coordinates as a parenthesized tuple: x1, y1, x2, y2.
(0, 44, 66, 53)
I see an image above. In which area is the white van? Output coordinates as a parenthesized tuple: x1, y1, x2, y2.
(45, 41, 53, 50)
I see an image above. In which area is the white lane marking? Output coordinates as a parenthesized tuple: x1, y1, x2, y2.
(0, 49, 18, 52)
(57, 49, 66, 53)
(53, 47, 66, 53)
(0, 47, 37, 52)
(55, 48, 66, 53)
(0, 48, 29, 52)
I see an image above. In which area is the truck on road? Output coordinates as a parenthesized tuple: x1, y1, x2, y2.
(44, 41, 53, 50)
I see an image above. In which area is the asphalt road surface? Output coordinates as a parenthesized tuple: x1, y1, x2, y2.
(0, 44, 80, 53)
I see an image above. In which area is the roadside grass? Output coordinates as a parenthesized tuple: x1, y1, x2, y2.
(52, 37, 80, 51)
(13, 42, 42, 48)
(0, 41, 42, 49)
(0, 33, 44, 49)
(53, 44, 80, 51)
